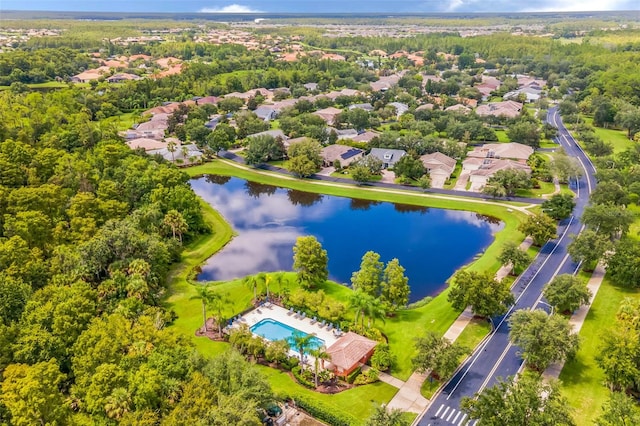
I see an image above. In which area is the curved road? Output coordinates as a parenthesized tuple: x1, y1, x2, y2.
(414, 107, 597, 426)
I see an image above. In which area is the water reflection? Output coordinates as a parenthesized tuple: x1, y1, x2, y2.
(190, 176, 504, 301)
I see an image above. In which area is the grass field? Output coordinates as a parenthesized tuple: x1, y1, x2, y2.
(559, 276, 640, 425)
(582, 116, 633, 154)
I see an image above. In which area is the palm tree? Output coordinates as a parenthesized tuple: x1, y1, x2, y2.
(209, 292, 230, 335)
(181, 145, 189, 161)
(364, 296, 387, 328)
(163, 209, 188, 242)
(350, 290, 369, 326)
(243, 273, 266, 303)
(265, 275, 272, 300)
(105, 388, 131, 420)
(167, 140, 177, 162)
(289, 331, 315, 367)
(310, 346, 331, 388)
(190, 284, 215, 332)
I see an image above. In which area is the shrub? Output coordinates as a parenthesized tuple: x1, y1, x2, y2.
(292, 366, 315, 389)
(354, 368, 379, 385)
(293, 395, 358, 426)
(346, 366, 362, 384)
(370, 344, 395, 371)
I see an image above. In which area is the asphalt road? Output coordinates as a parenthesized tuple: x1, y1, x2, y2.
(414, 107, 598, 426)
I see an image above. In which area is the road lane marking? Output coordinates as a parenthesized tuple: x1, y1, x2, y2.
(435, 404, 445, 416)
(442, 407, 450, 418)
(458, 414, 467, 426)
(446, 409, 457, 421)
(452, 411, 462, 423)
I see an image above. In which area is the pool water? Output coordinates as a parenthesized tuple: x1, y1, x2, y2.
(250, 318, 324, 350)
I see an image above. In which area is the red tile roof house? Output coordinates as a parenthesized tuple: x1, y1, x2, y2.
(313, 107, 344, 126)
(326, 332, 378, 378)
(463, 158, 532, 191)
(475, 100, 523, 119)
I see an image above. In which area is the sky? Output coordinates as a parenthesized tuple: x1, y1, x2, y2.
(2, 0, 639, 13)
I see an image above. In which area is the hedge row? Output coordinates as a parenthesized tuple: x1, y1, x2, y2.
(292, 394, 359, 426)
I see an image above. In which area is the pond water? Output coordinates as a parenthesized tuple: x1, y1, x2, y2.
(191, 176, 503, 302)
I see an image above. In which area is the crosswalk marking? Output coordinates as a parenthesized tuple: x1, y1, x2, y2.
(435, 404, 445, 417)
(458, 413, 467, 426)
(452, 411, 461, 423)
(442, 407, 450, 418)
(446, 409, 456, 421)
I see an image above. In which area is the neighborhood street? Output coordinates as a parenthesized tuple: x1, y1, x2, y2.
(414, 106, 598, 426)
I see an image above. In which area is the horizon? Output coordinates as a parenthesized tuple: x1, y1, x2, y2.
(2, 0, 639, 14)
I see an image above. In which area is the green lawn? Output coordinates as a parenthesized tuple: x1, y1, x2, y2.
(582, 116, 633, 154)
(559, 276, 640, 425)
(629, 204, 640, 241)
(494, 129, 511, 143)
(330, 170, 383, 182)
(262, 367, 399, 425)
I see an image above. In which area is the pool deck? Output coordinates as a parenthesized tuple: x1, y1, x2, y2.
(232, 304, 340, 352)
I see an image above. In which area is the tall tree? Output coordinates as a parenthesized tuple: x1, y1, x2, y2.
(351, 251, 383, 297)
(309, 346, 330, 388)
(605, 238, 640, 288)
(163, 209, 188, 242)
(518, 212, 557, 246)
(461, 374, 575, 426)
(190, 284, 215, 332)
(1, 359, 70, 425)
(543, 274, 592, 314)
(567, 230, 612, 271)
(292, 236, 328, 289)
(448, 270, 514, 319)
(289, 331, 315, 367)
(498, 241, 530, 274)
(508, 309, 579, 372)
(412, 332, 469, 381)
(483, 169, 532, 197)
(542, 193, 576, 220)
(365, 404, 409, 426)
(581, 203, 634, 239)
(596, 389, 640, 426)
(381, 258, 410, 311)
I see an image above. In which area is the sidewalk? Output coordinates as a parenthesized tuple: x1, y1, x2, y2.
(543, 262, 607, 380)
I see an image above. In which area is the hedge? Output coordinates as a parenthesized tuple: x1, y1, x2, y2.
(292, 394, 359, 426)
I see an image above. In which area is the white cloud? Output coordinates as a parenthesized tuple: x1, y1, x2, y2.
(199, 4, 263, 13)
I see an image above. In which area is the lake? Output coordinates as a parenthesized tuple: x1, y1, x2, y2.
(191, 176, 503, 302)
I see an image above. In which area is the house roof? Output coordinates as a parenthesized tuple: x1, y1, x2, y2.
(467, 142, 534, 161)
(321, 144, 363, 163)
(246, 129, 287, 140)
(369, 148, 407, 165)
(326, 332, 377, 372)
(475, 100, 523, 118)
(126, 138, 166, 151)
(351, 130, 380, 143)
(445, 104, 470, 113)
(470, 159, 531, 177)
(420, 152, 456, 173)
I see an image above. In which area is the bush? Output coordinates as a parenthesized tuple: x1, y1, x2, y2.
(292, 366, 315, 388)
(293, 395, 358, 426)
(370, 344, 395, 372)
(346, 366, 362, 384)
(354, 368, 379, 385)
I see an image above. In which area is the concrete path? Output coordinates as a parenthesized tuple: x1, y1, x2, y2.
(453, 172, 469, 191)
(543, 262, 607, 380)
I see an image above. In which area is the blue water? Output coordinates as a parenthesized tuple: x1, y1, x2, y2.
(250, 318, 325, 350)
(191, 176, 503, 302)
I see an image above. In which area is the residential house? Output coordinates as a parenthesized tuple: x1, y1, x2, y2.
(388, 102, 409, 118)
(368, 148, 407, 169)
(148, 143, 203, 165)
(106, 72, 141, 83)
(445, 104, 471, 114)
(126, 137, 166, 151)
(205, 115, 222, 129)
(303, 82, 318, 91)
(351, 130, 380, 143)
(370, 73, 402, 92)
(475, 100, 523, 119)
(420, 152, 457, 188)
(326, 332, 378, 378)
(313, 107, 344, 125)
(245, 129, 288, 141)
(321, 144, 364, 167)
(416, 103, 435, 112)
(335, 128, 359, 140)
(348, 103, 374, 112)
(254, 105, 278, 121)
(70, 67, 110, 83)
(467, 142, 534, 161)
(463, 158, 532, 191)
(503, 87, 542, 103)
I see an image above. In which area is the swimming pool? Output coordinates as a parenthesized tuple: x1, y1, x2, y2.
(250, 318, 325, 350)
